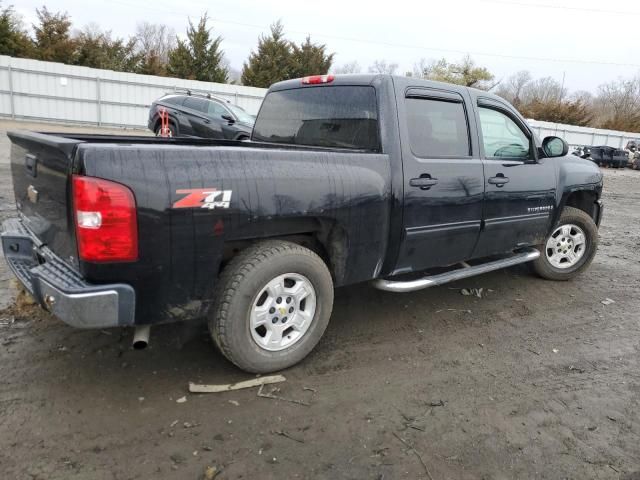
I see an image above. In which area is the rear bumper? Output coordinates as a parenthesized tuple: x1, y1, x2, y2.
(1, 218, 135, 328)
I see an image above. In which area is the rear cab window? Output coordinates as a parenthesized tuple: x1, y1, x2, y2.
(252, 86, 380, 151)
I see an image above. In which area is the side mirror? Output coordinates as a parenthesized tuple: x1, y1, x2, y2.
(222, 114, 235, 124)
(542, 136, 569, 158)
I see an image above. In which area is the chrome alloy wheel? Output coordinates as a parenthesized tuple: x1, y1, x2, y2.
(545, 224, 587, 269)
(249, 273, 317, 352)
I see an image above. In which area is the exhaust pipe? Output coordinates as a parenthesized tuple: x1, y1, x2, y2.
(132, 325, 150, 350)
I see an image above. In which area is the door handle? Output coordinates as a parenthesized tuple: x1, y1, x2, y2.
(203, 119, 211, 124)
(488, 175, 509, 186)
(410, 175, 438, 189)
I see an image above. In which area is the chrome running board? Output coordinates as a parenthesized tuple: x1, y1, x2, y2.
(372, 248, 540, 293)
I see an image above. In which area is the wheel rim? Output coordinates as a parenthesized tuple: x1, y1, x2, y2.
(249, 273, 317, 352)
(545, 223, 587, 269)
(155, 127, 173, 137)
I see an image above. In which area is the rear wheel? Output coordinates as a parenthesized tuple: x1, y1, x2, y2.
(155, 123, 176, 137)
(209, 241, 334, 373)
(531, 206, 598, 281)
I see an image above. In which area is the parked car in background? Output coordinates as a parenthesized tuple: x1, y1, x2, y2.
(571, 145, 591, 159)
(148, 91, 255, 140)
(625, 140, 640, 169)
(589, 146, 628, 168)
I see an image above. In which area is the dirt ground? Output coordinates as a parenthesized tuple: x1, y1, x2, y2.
(0, 119, 639, 480)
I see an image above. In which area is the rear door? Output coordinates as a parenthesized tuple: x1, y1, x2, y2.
(182, 97, 213, 138)
(471, 97, 556, 257)
(394, 86, 484, 274)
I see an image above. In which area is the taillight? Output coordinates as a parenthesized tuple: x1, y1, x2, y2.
(72, 175, 138, 262)
(301, 75, 335, 85)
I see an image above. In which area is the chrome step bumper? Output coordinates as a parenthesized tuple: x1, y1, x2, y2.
(1, 218, 136, 328)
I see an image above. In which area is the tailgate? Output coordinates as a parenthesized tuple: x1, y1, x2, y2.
(7, 131, 83, 265)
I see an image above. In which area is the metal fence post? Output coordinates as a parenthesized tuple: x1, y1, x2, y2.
(7, 64, 15, 119)
(96, 77, 102, 126)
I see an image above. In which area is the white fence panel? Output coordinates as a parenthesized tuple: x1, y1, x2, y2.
(527, 119, 640, 149)
(0, 56, 266, 127)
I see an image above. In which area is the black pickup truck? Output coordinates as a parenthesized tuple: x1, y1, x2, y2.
(2, 74, 603, 373)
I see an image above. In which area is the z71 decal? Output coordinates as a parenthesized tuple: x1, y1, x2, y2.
(173, 189, 232, 210)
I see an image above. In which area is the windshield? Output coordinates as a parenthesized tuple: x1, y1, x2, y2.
(227, 104, 255, 124)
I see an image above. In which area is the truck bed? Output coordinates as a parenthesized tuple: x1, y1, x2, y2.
(7, 130, 393, 325)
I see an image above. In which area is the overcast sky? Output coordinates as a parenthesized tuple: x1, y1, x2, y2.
(15, 0, 640, 93)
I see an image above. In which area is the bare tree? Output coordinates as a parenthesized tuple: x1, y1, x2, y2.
(494, 70, 532, 107)
(595, 76, 640, 131)
(368, 59, 398, 74)
(521, 77, 566, 105)
(132, 22, 176, 75)
(332, 60, 361, 74)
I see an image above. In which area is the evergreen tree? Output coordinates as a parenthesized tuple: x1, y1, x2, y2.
(167, 14, 228, 83)
(0, 3, 33, 57)
(241, 21, 292, 87)
(74, 26, 140, 72)
(290, 36, 333, 78)
(32, 6, 76, 63)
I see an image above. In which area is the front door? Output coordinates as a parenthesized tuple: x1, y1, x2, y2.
(472, 98, 557, 257)
(394, 87, 485, 274)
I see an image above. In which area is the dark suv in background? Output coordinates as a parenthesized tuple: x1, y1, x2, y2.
(148, 91, 255, 140)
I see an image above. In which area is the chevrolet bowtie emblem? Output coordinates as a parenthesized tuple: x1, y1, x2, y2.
(279, 307, 287, 315)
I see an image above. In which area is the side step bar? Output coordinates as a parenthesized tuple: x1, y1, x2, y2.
(372, 248, 540, 293)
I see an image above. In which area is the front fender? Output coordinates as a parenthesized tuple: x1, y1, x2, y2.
(552, 155, 603, 227)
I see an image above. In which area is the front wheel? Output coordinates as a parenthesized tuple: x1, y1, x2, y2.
(209, 241, 334, 373)
(531, 206, 598, 281)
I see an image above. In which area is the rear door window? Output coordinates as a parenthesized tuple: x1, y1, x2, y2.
(252, 86, 380, 151)
(183, 97, 208, 113)
(405, 97, 470, 157)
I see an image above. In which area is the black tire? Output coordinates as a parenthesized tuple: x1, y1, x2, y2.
(209, 240, 334, 373)
(531, 206, 598, 281)
(154, 123, 176, 137)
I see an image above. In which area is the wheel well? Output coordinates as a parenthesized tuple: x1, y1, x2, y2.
(153, 116, 177, 133)
(219, 222, 348, 284)
(565, 190, 598, 221)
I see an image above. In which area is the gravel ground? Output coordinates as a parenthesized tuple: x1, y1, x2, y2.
(0, 120, 639, 480)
